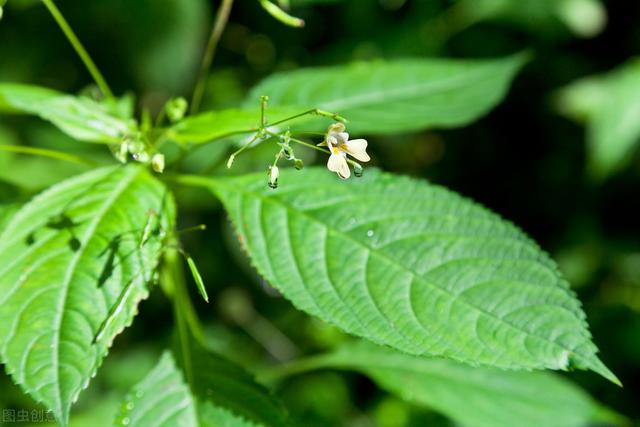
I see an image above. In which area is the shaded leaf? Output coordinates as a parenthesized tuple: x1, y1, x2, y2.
(181, 167, 616, 383)
(0, 83, 134, 143)
(245, 54, 527, 134)
(289, 341, 621, 427)
(0, 165, 176, 425)
(174, 330, 290, 427)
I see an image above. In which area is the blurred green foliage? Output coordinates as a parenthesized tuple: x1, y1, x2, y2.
(1, 0, 640, 425)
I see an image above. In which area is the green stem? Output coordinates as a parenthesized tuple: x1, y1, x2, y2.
(41, 0, 113, 99)
(190, 0, 235, 115)
(257, 355, 331, 384)
(0, 144, 95, 166)
(161, 249, 205, 386)
(267, 108, 346, 127)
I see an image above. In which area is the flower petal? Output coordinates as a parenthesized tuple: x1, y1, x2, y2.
(328, 122, 345, 134)
(326, 135, 338, 147)
(327, 152, 351, 179)
(336, 132, 349, 144)
(343, 139, 370, 162)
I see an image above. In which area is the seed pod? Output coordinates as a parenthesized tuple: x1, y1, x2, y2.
(294, 158, 304, 170)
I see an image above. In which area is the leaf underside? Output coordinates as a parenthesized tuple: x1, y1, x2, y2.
(0, 165, 176, 425)
(195, 167, 616, 383)
(312, 341, 618, 427)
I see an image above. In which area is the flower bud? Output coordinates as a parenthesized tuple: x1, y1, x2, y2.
(127, 139, 145, 155)
(151, 153, 165, 173)
(165, 97, 188, 123)
(353, 162, 364, 177)
(282, 145, 294, 160)
(294, 158, 304, 170)
(226, 154, 236, 169)
(267, 165, 279, 189)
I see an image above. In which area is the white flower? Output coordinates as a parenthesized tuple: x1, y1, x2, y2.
(320, 123, 370, 179)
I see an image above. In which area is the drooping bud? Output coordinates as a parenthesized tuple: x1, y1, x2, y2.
(267, 165, 279, 189)
(294, 158, 304, 170)
(226, 154, 236, 169)
(353, 162, 364, 177)
(165, 97, 188, 123)
(151, 153, 165, 173)
(282, 145, 294, 160)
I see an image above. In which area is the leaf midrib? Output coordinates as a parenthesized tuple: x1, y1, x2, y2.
(51, 166, 141, 420)
(256, 60, 511, 114)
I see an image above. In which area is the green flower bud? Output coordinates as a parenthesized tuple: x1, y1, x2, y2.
(165, 97, 188, 123)
(353, 162, 364, 177)
(151, 153, 165, 173)
(294, 158, 304, 170)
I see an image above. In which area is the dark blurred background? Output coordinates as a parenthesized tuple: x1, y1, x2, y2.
(1, 1, 640, 425)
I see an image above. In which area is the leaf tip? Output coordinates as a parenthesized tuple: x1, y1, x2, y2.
(585, 356, 622, 387)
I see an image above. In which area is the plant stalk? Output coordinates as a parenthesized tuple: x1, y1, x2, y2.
(42, 0, 113, 99)
(190, 0, 235, 115)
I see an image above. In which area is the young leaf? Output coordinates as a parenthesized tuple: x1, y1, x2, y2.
(114, 352, 198, 427)
(284, 341, 621, 427)
(174, 330, 290, 427)
(0, 83, 134, 143)
(180, 168, 617, 383)
(0, 165, 176, 425)
(245, 54, 528, 134)
(556, 58, 640, 178)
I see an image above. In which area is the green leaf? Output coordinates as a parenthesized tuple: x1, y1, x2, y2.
(284, 341, 621, 427)
(169, 106, 301, 144)
(557, 58, 640, 178)
(175, 331, 290, 427)
(197, 401, 262, 427)
(456, 0, 606, 39)
(245, 54, 528, 134)
(0, 165, 176, 425)
(0, 83, 134, 143)
(181, 167, 616, 383)
(114, 352, 198, 427)
(115, 351, 268, 427)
